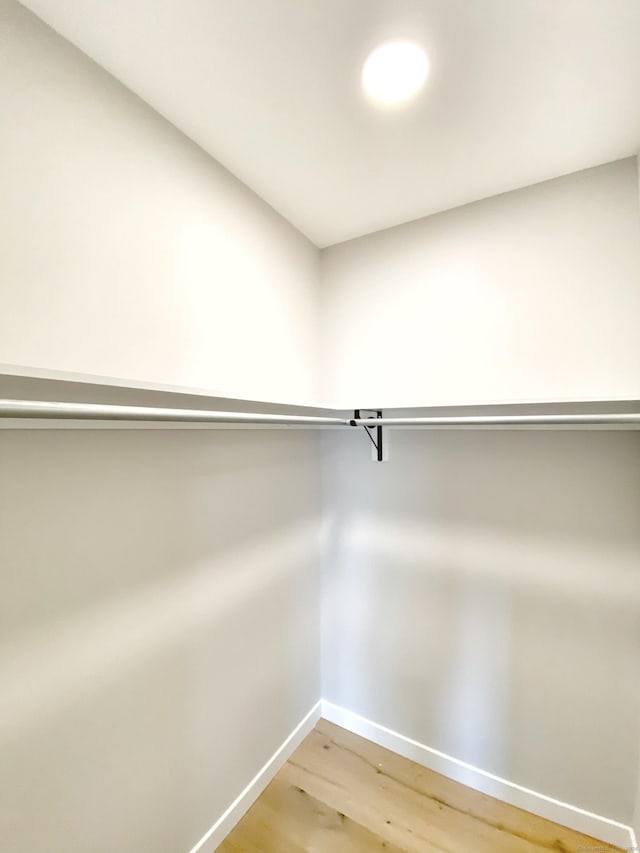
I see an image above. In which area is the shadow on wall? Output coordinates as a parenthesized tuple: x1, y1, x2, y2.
(321, 429, 640, 824)
(0, 428, 322, 853)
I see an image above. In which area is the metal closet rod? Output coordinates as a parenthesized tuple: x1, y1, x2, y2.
(0, 399, 639, 427)
(0, 399, 344, 425)
(350, 413, 640, 426)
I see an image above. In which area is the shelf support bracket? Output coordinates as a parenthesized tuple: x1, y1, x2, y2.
(351, 409, 384, 462)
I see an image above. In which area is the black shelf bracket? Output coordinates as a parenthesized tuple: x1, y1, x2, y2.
(351, 409, 384, 462)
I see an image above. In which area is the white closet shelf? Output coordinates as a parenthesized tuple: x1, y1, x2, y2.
(1, 364, 639, 432)
(0, 364, 345, 427)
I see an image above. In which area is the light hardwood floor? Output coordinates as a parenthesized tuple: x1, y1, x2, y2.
(218, 719, 618, 852)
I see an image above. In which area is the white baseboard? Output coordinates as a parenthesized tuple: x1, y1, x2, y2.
(321, 700, 636, 851)
(189, 700, 322, 853)
(190, 699, 636, 852)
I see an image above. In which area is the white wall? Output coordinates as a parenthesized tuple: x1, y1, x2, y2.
(0, 6, 324, 852)
(321, 428, 640, 825)
(321, 158, 640, 408)
(0, 0, 319, 406)
(0, 427, 322, 853)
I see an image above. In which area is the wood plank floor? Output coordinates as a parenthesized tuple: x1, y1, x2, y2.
(218, 719, 619, 852)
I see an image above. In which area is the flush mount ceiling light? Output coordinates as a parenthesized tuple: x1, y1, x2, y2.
(362, 40, 429, 105)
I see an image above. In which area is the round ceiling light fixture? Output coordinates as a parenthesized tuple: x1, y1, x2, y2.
(362, 39, 429, 104)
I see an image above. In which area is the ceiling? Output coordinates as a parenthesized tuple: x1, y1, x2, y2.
(19, 0, 640, 247)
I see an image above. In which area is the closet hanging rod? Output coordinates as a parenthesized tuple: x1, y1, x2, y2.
(0, 400, 639, 427)
(349, 413, 640, 427)
(0, 399, 345, 425)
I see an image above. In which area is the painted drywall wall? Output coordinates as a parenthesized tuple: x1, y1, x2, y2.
(0, 428, 322, 853)
(321, 158, 640, 408)
(321, 428, 640, 824)
(0, 0, 319, 406)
